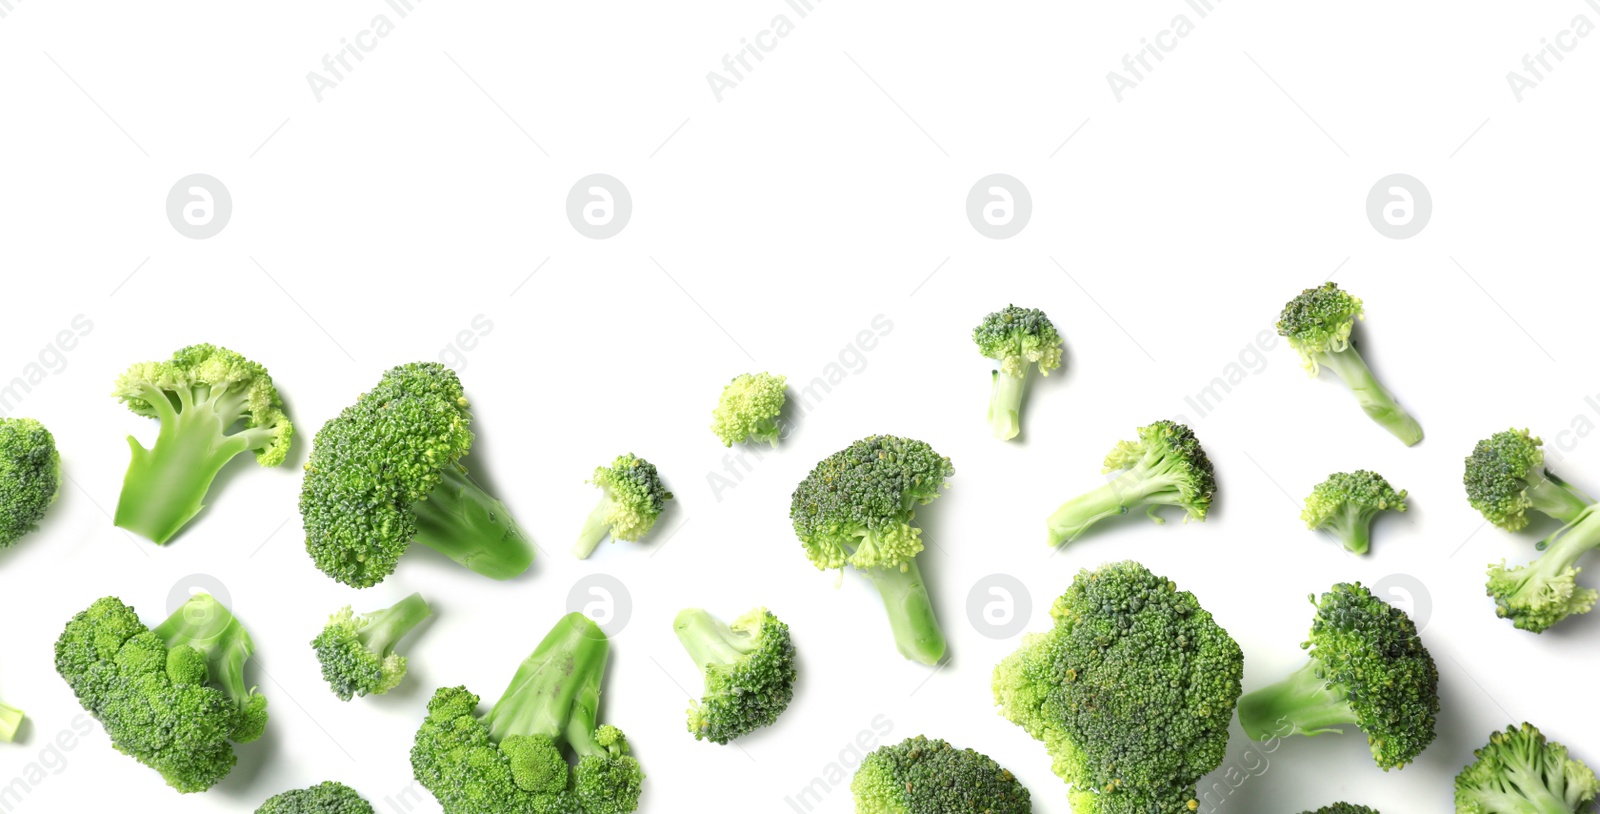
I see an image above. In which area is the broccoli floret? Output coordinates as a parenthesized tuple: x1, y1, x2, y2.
(790, 435, 955, 664)
(974, 305, 1064, 441)
(112, 344, 293, 544)
(1277, 283, 1423, 446)
(1302, 470, 1408, 555)
(673, 607, 797, 744)
(573, 453, 674, 559)
(54, 594, 267, 792)
(1456, 723, 1597, 814)
(410, 612, 644, 814)
(1486, 505, 1600, 632)
(300, 362, 532, 588)
(711, 372, 788, 447)
(993, 560, 1243, 814)
(1238, 582, 1438, 770)
(1045, 420, 1215, 547)
(312, 593, 432, 701)
(1304, 805, 1380, 814)
(257, 781, 375, 814)
(852, 735, 1032, 814)
(0, 417, 61, 549)
(1466, 429, 1592, 532)
(0, 698, 22, 743)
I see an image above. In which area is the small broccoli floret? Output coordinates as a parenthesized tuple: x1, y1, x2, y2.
(257, 781, 375, 814)
(312, 593, 432, 701)
(673, 607, 797, 744)
(711, 372, 788, 447)
(1238, 582, 1438, 770)
(1466, 429, 1592, 532)
(1302, 470, 1408, 555)
(1455, 723, 1597, 814)
(790, 435, 955, 665)
(852, 735, 1032, 814)
(300, 362, 532, 588)
(1486, 505, 1600, 632)
(0, 417, 61, 549)
(974, 305, 1064, 441)
(54, 594, 267, 792)
(993, 560, 1243, 813)
(1045, 420, 1215, 547)
(112, 344, 293, 544)
(0, 698, 22, 743)
(573, 453, 674, 559)
(410, 613, 643, 814)
(1277, 283, 1423, 446)
(1304, 805, 1380, 814)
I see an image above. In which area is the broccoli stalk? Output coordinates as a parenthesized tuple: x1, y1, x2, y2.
(313, 593, 432, 701)
(673, 607, 797, 744)
(1045, 420, 1216, 547)
(411, 466, 530, 579)
(152, 594, 269, 743)
(0, 700, 22, 743)
(1238, 660, 1360, 738)
(1310, 343, 1422, 447)
(973, 305, 1064, 441)
(864, 562, 944, 666)
(988, 370, 1029, 440)
(573, 453, 673, 559)
(1455, 723, 1597, 814)
(1487, 505, 1600, 632)
(0, 417, 61, 549)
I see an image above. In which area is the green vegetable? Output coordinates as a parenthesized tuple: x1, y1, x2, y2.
(1486, 504, 1600, 632)
(852, 735, 1032, 814)
(1455, 723, 1597, 814)
(673, 607, 797, 744)
(312, 592, 432, 701)
(711, 372, 787, 447)
(1045, 420, 1215, 546)
(1301, 470, 1408, 554)
(1303, 805, 1380, 814)
(0, 417, 61, 549)
(574, 453, 674, 559)
(257, 781, 374, 813)
(973, 305, 1063, 441)
(1465, 429, 1592, 532)
(0, 698, 22, 743)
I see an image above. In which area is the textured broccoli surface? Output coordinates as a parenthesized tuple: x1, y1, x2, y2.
(852, 735, 1032, 814)
(313, 592, 432, 701)
(257, 781, 375, 814)
(1455, 723, 1597, 814)
(0, 417, 60, 549)
(673, 607, 797, 744)
(1303, 805, 1380, 814)
(1301, 470, 1408, 555)
(711, 372, 788, 447)
(1487, 505, 1600, 632)
(1045, 420, 1216, 547)
(574, 453, 674, 559)
(973, 305, 1064, 441)
(1465, 429, 1592, 532)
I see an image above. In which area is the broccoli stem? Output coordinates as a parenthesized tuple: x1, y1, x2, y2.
(0, 702, 23, 743)
(1523, 509, 1600, 586)
(358, 592, 432, 655)
(410, 465, 533, 580)
(673, 609, 743, 670)
(1492, 745, 1583, 814)
(1046, 467, 1185, 547)
(1330, 504, 1373, 555)
(1316, 346, 1423, 447)
(482, 613, 608, 755)
(152, 593, 267, 742)
(989, 370, 1026, 441)
(1528, 471, 1592, 527)
(573, 497, 615, 559)
(865, 560, 946, 665)
(1238, 660, 1358, 741)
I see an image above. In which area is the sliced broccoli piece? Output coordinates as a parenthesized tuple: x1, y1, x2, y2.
(711, 372, 787, 447)
(1456, 723, 1597, 814)
(673, 607, 797, 744)
(0, 417, 61, 549)
(993, 560, 1243, 812)
(257, 780, 375, 813)
(0, 699, 22, 743)
(973, 305, 1064, 441)
(1277, 283, 1423, 446)
(1302, 470, 1408, 554)
(1304, 805, 1380, 814)
(1045, 420, 1215, 546)
(790, 435, 955, 664)
(1487, 504, 1600, 632)
(1466, 429, 1593, 532)
(574, 453, 674, 559)
(852, 735, 1032, 814)
(313, 593, 432, 701)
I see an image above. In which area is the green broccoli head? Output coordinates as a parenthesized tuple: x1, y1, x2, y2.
(312, 593, 432, 701)
(852, 735, 1032, 814)
(1238, 582, 1438, 770)
(1046, 420, 1216, 546)
(1486, 504, 1600, 632)
(300, 362, 532, 588)
(1301, 470, 1408, 555)
(993, 560, 1243, 813)
(1465, 429, 1592, 532)
(974, 305, 1063, 441)
(1455, 723, 1597, 814)
(574, 453, 674, 558)
(711, 372, 787, 447)
(673, 607, 797, 744)
(54, 594, 267, 792)
(257, 781, 375, 814)
(0, 417, 61, 549)
(1303, 805, 1380, 814)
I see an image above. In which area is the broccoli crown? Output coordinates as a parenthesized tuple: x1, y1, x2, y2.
(711, 372, 788, 447)
(1301, 470, 1407, 554)
(0, 417, 61, 548)
(1456, 723, 1598, 814)
(1302, 805, 1380, 814)
(1104, 420, 1216, 522)
(675, 607, 798, 744)
(993, 560, 1243, 813)
(114, 343, 293, 466)
(312, 593, 431, 701)
(591, 454, 673, 542)
(54, 595, 267, 793)
(789, 435, 954, 571)
(1486, 505, 1600, 632)
(1276, 282, 1364, 372)
(257, 781, 375, 814)
(973, 305, 1064, 378)
(1464, 429, 1576, 532)
(852, 735, 1032, 814)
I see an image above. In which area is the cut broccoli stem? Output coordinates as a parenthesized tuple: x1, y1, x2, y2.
(359, 592, 432, 655)
(989, 370, 1026, 441)
(481, 614, 608, 755)
(573, 498, 615, 559)
(1046, 480, 1132, 546)
(152, 594, 266, 742)
(410, 465, 533, 580)
(1316, 346, 1423, 447)
(1238, 661, 1358, 741)
(865, 560, 946, 665)
(1328, 503, 1374, 555)
(1529, 471, 1593, 529)
(1483, 738, 1584, 814)
(673, 609, 743, 668)
(0, 702, 22, 743)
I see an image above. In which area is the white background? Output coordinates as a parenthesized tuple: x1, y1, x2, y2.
(2, 1, 1599, 812)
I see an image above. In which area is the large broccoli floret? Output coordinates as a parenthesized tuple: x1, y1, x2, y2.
(574, 453, 674, 559)
(1304, 805, 1380, 814)
(1045, 420, 1215, 547)
(1455, 723, 1597, 814)
(112, 344, 293, 544)
(312, 592, 432, 701)
(711, 372, 788, 447)
(0, 417, 61, 549)
(1302, 470, 1408, 555)
(1466, 429, 1592, 532)
(974, 304, 1064, 441)
(1238, 582, 1438, 770)
(1486, 505, 1600, 632)
(993, 560, 1243, 814)
(1277, 283, 1423, 446)
(410, 612, 644, 814)
(257, 781, 375, 814)
(54, 594, 267, 792)
(852, 735, 1032, 814)
(0, 696, 22, 743)
(673, 607, 797, 744)
(300, 362, 532, 588)
(790, 435, 955, 665)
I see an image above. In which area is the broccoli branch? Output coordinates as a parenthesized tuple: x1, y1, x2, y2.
(151, 594, 267, 743)
(410, 465, 533, 580)
(481, 614, 609, 755)
(1315, 346, 1423, 447)
(1529, 470, 1593, 530)
(1238, 660, 1358, 741)
(989, 370, 1027, 441)
(358, 592, 432, 656)
(865, 560, 946, 666)
(0, 701, 22, 743)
